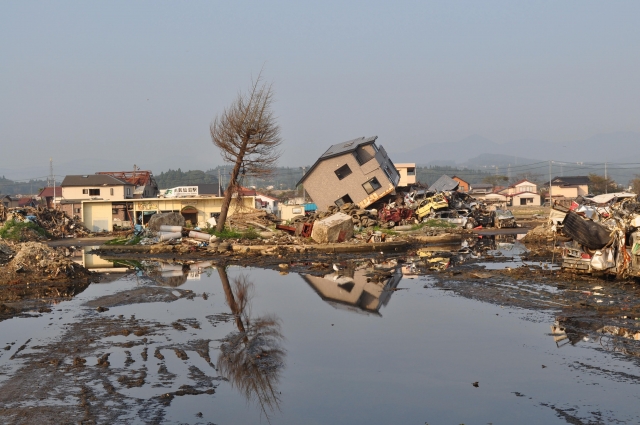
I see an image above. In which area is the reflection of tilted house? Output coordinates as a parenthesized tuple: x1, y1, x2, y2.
(297, 136, 401, 211)
(302, 264, 402, 316)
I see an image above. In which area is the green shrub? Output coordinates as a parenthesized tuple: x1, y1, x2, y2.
(0, 219, 48, 241)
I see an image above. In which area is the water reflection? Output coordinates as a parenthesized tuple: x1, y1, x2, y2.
(147, 261, 214, 287)
(301, 260, 402, 316)
(217, 267, 286, 421)
(552, 317, 640, 356)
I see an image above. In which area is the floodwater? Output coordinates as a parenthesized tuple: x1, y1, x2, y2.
(1, 247, 640, 424)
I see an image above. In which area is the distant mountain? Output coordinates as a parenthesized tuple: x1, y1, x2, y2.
(389, 131, 640, 165)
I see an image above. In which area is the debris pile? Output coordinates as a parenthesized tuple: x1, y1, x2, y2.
(5, 242, 90, 280)
(0, 240, 15, 265)
(147, 212, 185, 232)
(3, 207, 88, 239)
(552, 192, 640, 277)
(228, 210, 280, 231)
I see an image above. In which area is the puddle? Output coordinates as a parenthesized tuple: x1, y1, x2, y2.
(0, 249, 638, 424)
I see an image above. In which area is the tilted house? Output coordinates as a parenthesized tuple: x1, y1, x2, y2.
(297, 136, 401, 211)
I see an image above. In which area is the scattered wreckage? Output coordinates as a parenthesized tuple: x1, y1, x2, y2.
(551, 192, 640, 277)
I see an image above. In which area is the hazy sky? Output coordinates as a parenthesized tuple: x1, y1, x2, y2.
(2, 1, 640, 179)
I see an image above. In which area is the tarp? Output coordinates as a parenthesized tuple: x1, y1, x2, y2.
(589, 192, 637, 204)
(428, 175, 459, 193)
(562, 210, 612, 250)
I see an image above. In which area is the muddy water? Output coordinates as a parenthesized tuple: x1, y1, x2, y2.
(1, 254, 640, 423)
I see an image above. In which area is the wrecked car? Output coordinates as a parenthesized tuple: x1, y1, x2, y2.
(416, 193, 449, 220)
(494, 209, 517, 228)
(431, 210, 477, 229)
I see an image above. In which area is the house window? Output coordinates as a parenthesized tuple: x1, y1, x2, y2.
(82, 189, 88, 194)
(362, 177, 382, 194)
(89, 189, 100, 196)
(293, 208, 303, 214)
(110, 188, 114, 196)
(74, 208, 81, 214)
(334, 164, 352, 180)
(335, 194, 353, 207)
(126, 188, 131, 196)
(407, 167, 415, 176)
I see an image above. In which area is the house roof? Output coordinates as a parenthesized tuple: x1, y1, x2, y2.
(551, 176, 590, 186)
(61, 174, 131, 187)
(471, 183, 493, 189)
(428, 175, 460, 192)
(256, 192, 278, 201)
(39, 186, 62, 197)
(297, 136, 378, 186)
(451, 176, 469, 185)
(17, 197, 35, 207)
(509, 179, 536, 188)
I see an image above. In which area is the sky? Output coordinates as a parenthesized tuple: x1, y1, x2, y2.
(2, 1, 640, 179)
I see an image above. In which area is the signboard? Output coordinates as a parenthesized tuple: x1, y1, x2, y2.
(163, 186, 199, 198)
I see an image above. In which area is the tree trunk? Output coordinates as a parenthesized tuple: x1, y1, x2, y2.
(215, 138, 249, 232)
(217, 267, 247, 334)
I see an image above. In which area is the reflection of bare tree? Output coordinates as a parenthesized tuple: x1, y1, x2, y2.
(217, 268, 285, 421)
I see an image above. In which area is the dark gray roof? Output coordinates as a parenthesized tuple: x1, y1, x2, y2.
(61, 174, 130, 187)
(551, 176, 590, 186)
(428, 175, 460, 192)
(297, 136, 378, 186)
(320, 136, 378, 160)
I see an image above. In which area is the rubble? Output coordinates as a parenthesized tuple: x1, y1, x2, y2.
(1, 206, 88, 240)
(552, 192, 640, 277)
(147, 212, 186, 232)
(311, 212, 354, 243)
(2, 242, 91, 281)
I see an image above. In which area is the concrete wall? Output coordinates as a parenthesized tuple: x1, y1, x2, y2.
(551, 185, 588, 198)
(280, 204, 306, 222)
(303, 153, 395, 211)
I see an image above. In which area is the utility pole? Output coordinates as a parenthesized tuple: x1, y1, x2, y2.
(549, 160, 552, 206)
(300, 166, 306, 202)
(605, 162, 608, 194)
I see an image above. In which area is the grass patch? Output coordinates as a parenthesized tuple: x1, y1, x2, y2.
(105, 235, 143, 245)
(205, 226, 261, 240)
(417, 219, 457, 229)
(370, 226, 397, 235)
(0, 219, 48, 241)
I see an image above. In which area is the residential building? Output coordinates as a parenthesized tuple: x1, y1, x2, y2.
(452, 176, 470, 192)
(255, 193, 279, 214)
(395, 163, 416, 187)
(297, 136, 401, 211)
(97, 171, 159, 199)
(38, 186, 62, 208)
(0, 195, 18, 209)
(60, 174, 135, 218)
(498, 179, 540, 206)
(550, 176, 590, 199)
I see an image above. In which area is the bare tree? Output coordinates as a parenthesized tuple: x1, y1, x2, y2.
(211, 73, 282, 232)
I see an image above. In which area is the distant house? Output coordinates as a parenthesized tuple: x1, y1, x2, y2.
(18, 197, 37, 208)
(550, 176, 590, 199)
(470, 183, 493, 195)
(60, 174, 135, 218)
(297, 136, 401, 211)
(255, 193, 279, 214)
(38, 186, 62, 208)
(0, 195, 18, 209)
(394, 163, 416, 187)
(498, 179, 540, 206)
(452, 176, 470, 192)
